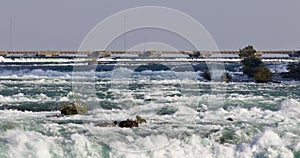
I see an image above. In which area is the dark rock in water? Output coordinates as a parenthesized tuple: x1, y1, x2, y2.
(226, 118, 234, 121)
(46, 114, 64, 118)
(157, 106, 177, 115)
(272, 80, 281, 83)
(95, 116, 146, 128)
(118, 119, 139, 128)
(201, 71, 211, 81)
(60, 100, 88, 115)
(281, 62, 300, 80)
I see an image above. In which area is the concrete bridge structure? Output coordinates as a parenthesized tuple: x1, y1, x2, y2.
(0, 50, 299, 58)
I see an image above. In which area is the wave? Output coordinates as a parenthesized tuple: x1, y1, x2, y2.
(1, 99, 300, 157)
(1, 129, 297, 158)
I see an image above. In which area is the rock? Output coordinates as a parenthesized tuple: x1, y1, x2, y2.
(157, 106, 177, 115)
(226, 118, 233, 121)
(95, 116, 146, 128)
(118, 119, 139, 128)
(60, 99, 88, 115)
(201, 71, 211, 81)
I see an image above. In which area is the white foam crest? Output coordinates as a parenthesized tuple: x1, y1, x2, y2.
(4, 130, 63, 158)
(108, 134, 236, 158)
(112, 67, 134, 78)
(267, 64, 289, 73)
(70, 133, 102, 158)
(235, 130, 293, 158)
(0, 109, 58, 120)
(0, 93, 54, 103)
(0, 69, 71, 78)
(280, 99, 300, 117)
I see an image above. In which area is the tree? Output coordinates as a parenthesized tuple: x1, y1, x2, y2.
(241, 56, 263, 77)
(189, 51, 201, 58)
(287, 62, 300, 73)
(282, 62, 300, 80)
(239, 45, 257, 58)
(254, 67, 273, 83)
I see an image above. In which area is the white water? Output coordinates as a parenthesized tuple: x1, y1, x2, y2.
(0, 65, 299, 157)
(0, 98, 299, 158)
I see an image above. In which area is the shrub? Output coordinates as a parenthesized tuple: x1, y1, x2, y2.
(189, 51, 201, 58)
(241, 56, 263, 77)
(282, 62, 300, 80)
(254, 67, 273, 83)
(239, 45, 256, 58)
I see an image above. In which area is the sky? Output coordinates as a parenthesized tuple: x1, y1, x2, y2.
(0, 0, 299, 51)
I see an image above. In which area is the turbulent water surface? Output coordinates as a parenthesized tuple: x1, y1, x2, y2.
(0, 64, 299, 158)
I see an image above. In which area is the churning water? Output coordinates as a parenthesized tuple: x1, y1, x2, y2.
(0, 64, 299, 158)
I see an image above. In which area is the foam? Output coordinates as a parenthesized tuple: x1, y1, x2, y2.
(280, 99, 300, 116)
(0, 69, 68, 77)
(2, 129, 103, 158)
(236, 130, 293, 158)
(4, 130, 58, 158)
(0, 65, 299, 157)
(108, 134, 236, 158)
(0, 93, 52, 103)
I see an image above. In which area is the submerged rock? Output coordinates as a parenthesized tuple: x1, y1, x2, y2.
(96, 115, 147, 128)
(157, 106, 177, 115)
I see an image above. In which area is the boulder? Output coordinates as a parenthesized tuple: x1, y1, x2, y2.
(118, 119, 139, 128)
(60, 100, 87, 115)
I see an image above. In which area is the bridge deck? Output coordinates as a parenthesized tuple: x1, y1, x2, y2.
(0, 50, 298, 57)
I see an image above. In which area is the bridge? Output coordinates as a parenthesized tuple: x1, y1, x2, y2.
(0, 50, 299, 58)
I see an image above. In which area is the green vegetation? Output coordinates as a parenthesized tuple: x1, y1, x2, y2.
(189, 51, 201, 58)
(240, 45, 273, 83)
(254, 67, 273, 83)
(60, 99, 88, 115)
(239, 45, 257, 58)
(136, 115, 147, 124)
(241, 56, 263, 77)
(282, 62, 300, 80)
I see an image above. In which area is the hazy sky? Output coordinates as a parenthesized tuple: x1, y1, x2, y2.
(0, 0, 299, 51)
